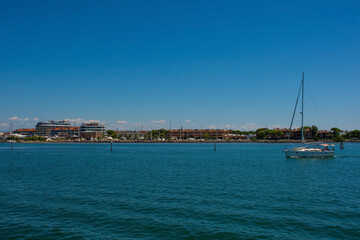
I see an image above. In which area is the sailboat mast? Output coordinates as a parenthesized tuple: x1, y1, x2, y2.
(301, 72, 304, 147)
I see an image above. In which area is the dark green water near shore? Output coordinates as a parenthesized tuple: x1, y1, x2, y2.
(1, 143, 360, 239)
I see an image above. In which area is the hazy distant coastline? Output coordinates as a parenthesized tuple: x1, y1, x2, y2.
(4, 139, 359, 144)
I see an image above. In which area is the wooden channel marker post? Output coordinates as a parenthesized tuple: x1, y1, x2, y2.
(214, 140, 216, 151)
(111, 141, 113, 151)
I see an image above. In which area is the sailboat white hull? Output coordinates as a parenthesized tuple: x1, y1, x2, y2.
(285, 149, 334, 158)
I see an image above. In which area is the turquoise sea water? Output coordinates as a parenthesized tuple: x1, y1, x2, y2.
(0, 143, 359, 239)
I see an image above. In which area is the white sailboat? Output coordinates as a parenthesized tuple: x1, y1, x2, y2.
(284, 73, 335, 158)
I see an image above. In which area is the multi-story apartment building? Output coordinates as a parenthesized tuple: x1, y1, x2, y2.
(35, 120, 72, 136)
(80, 122, 105, 139)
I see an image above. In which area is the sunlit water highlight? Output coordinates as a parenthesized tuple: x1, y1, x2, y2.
(1, 143, 359, 239)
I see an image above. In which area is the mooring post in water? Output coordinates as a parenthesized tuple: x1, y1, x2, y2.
(214, 140, 216, 151)
(110, 141, 113, 151)
(340, 142, 344, 150)
(11, 141, 13, 151)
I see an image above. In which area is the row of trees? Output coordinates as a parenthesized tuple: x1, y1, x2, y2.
(255, 128, 285, 140)
(343, 130, 360, 139)
(254, 126, 360, 142)
(254, 126, 321, 140)
(3, 127, 359, 142)
(5, 136, 47, 141)
(330, 128, 360, 142)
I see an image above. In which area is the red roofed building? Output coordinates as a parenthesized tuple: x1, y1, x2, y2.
(169, 129, 231, 140)
(49, 127, 80, 138)
(14, 128, 36, 136)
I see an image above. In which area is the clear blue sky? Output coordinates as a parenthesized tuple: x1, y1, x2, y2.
(1, 0, 359, 131)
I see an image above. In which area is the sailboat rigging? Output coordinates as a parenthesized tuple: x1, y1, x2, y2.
(284, 73, 335, 158)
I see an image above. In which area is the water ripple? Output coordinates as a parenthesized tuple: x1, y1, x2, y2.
(1, 143, 360, 239)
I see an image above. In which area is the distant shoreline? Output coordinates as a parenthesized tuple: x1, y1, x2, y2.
(3, 140, 359, 144)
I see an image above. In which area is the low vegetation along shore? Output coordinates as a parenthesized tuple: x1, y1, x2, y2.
(3, 139, 360, 144)
(2, 126, 359, 143)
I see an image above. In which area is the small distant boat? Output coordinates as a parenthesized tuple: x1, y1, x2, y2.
(284, 73, 335, 158)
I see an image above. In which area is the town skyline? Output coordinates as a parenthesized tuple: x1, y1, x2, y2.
(0, 116, 357, 132)
(4, 119, 354, 142)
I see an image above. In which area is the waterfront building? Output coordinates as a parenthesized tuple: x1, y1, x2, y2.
(169, 129, 231, 140)
(35, 120, 72, 136)
(225, 133, 249, 140)
(290, 128, 312, 139)
(14, 128, 36, 137)
(80, 122, 105, 139)
(116, 131, 147, 140)
(273, 128, 312, 140)
(49, 127, 80, 138)
(318, 130, 331, 139)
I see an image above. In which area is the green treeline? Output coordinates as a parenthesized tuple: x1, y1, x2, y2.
(4, 127, 360, 142)
(254, 125, 360, 142)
